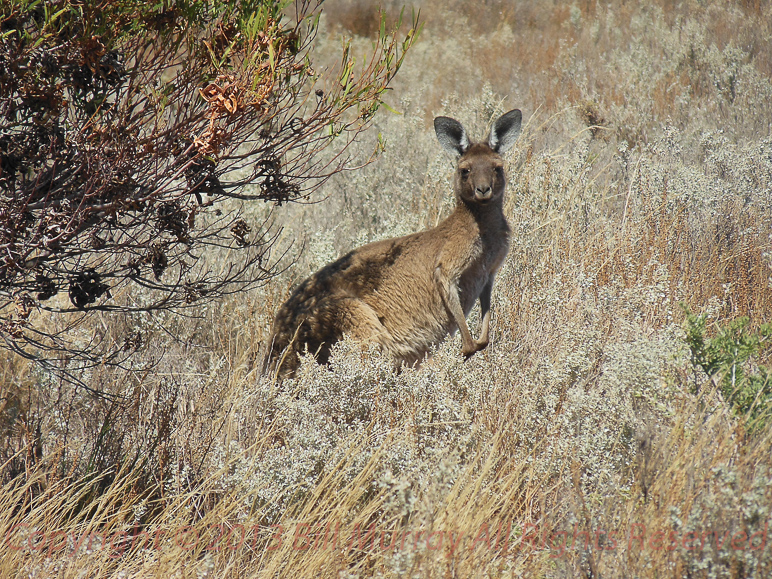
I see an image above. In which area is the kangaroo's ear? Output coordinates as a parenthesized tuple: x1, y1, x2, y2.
(488, 109, 522, 154)
(434, 116, 470, 156)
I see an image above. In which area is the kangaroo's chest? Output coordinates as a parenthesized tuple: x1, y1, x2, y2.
(457, 229, 510, 313)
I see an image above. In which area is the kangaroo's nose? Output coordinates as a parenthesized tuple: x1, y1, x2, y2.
(475, 186, 492, 200)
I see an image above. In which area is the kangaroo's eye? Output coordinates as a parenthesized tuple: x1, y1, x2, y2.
(495, 166, 504, 176)
(460, 168, 470, 178)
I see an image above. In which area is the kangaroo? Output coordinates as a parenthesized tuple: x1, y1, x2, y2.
(266, 109, 522, 378)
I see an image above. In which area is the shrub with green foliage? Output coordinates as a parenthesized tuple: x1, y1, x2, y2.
(683, 306, 772, 427)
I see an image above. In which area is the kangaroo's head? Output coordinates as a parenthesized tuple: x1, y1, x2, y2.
(434, 109, 522, 207)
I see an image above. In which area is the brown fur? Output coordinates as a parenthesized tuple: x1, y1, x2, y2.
(265, 110, 522, 377)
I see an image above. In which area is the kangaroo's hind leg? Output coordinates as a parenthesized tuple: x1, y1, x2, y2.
(270, 295, 392, 377)
(334, 297, 393, 355)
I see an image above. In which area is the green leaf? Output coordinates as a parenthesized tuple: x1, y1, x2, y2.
(379, 100, 402, 115)
(268, 41, 276, 73)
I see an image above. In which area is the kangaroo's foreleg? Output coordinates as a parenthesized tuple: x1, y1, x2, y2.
(435, 266, 487, 358)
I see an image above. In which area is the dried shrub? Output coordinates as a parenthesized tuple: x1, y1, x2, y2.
(0, 0, 419, 378)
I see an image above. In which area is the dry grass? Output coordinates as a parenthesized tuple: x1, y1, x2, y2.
(3, 0, 772, 577)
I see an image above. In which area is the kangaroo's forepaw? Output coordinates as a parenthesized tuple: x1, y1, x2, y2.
(462, 339, 489, 359)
